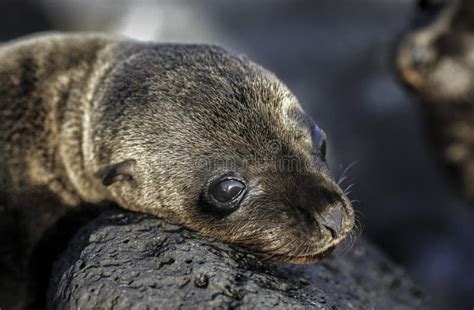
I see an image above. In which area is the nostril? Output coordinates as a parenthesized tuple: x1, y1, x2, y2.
(412, 46, 427, 67)
(409, 40, 435, 68)
(323, 224, 337, 238)
(321, 207, 343, 238)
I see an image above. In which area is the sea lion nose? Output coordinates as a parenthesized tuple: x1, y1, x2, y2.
(405, 36, 435, 68)
(411, 45, 426, 67)
(321, 207, 344, 238)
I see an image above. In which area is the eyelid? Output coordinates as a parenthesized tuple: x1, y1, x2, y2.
(287, 108, 325, 141)
(311, 124, 326, 143)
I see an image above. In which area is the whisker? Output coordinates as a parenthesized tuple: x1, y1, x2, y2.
(337, 160, 359, 186)
(334, 234, 352, 257)
(337, 176, 348, 186)
(343, 183, 355, 195)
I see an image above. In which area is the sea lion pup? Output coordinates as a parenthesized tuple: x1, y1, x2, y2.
(396, 0, 474, 202)
(0, 33, 354, 272)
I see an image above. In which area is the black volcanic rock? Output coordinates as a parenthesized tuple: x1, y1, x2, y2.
(48, 209, 425, 309)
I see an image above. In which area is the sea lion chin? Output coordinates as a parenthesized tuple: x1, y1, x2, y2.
(0, 33, 354, 267)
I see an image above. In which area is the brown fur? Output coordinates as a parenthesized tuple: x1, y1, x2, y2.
(0, 32, 354, 307)
(396, 0, 474, 202)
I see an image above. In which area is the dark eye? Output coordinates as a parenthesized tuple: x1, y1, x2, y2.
(208, 176, 246, 212)
(311, 124, 327, 160)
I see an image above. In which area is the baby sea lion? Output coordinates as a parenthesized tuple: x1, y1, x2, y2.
(0, 33, 354, 275)
(396, 0, 474, 202)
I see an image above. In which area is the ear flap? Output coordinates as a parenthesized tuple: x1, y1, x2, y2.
(98, 159, 136, 186)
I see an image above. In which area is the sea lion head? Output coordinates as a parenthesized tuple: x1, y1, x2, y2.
(396, 0, 474, 103)
(395, 0, 474, 202)
(92, 43, 354, 264)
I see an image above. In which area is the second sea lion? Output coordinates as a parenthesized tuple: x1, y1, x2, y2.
(396, 0, 474, 202)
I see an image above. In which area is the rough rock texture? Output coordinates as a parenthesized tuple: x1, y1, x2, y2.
(48, 209, 425, 309)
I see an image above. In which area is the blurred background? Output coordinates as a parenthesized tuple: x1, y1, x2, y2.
(1, 0, 473, 309)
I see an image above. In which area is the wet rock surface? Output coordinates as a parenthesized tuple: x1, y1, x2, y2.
(48, 209, 425, 309)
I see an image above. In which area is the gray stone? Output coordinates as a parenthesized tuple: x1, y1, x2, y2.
(48, 209, 426, 309)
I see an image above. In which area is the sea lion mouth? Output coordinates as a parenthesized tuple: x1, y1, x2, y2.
(396, 63, 463, 103)
(258, 217, 354, 265)
(395, 46, 426, 95)
(398, 66, 425, 91)
(259, 246, 336, 265)
(282, 247, 336, 264)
